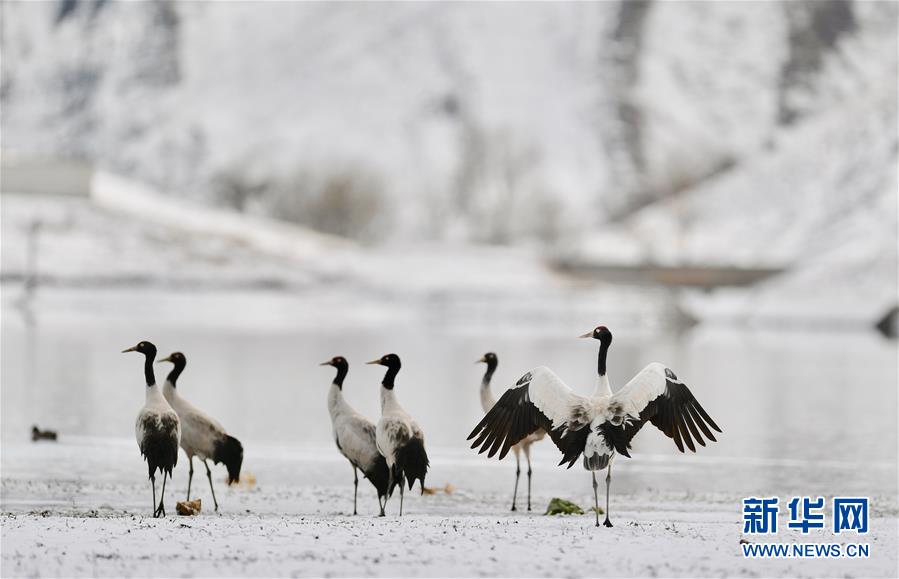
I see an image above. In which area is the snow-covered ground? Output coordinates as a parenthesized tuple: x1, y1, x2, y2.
(2, 438, 897, 578)
(2, 275, 897, 577)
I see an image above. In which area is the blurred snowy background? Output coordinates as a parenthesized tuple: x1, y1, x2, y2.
(1, 0, 897, 483)
(2, 1, 896, 320)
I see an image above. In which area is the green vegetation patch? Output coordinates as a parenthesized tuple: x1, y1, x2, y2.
(545, 498, 585, 515)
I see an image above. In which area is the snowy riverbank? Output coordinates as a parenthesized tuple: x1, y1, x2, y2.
(2, 438, 897, 577)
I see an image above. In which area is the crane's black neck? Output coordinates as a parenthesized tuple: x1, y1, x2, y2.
(482, 360, 497, 385)
(597, 340, 610, 377)
(167, 359, 186, 387)
(381, 365, 400, 390)
(332, 362, 348, 389)
(143, 352, 156, 387)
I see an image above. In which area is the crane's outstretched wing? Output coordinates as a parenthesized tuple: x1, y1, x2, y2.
(467, 366, 592, 468)
(601, 362, 721, 456)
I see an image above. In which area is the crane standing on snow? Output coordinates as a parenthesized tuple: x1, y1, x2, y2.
(368, 353, 429, 516)
(469, 326, 721, 527)
(476, 352, 545, 511)
(123, 340, 180, 518)
(158, 352, 243, 511)
(321, 356, 391, 516)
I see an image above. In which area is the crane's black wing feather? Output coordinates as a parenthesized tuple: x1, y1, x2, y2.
(468, 368, 589, 469)
(600, 367, 721, 457)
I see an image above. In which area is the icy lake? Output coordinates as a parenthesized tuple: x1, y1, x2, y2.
(2, 287, 896, 499)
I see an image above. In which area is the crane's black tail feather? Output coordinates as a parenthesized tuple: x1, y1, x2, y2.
(213, 435, 244, 484)
(392, 437, 429, 494)
(365, 454, 391, 499)
(142, 433, 179, 478)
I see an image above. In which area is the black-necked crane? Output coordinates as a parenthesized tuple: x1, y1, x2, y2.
(476, 352, 545, 511)
(468, 326, 721, 527)
(320, 356, 391, 516)
(122, 340, 180, 518)
(158, 352, 243, 512)
(367, 353, 429, 516)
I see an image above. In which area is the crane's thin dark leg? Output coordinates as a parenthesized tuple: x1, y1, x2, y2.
(525, 445, 533, 512)
(352, 466, 359, 516)
(511, 450, 521, 512)
(203, 459, 219, 511)
(382, 469, 394, 517)
(186, 455, 194, 501)
(603, 463, 613, 528)
(156, 471, 168, 517)
(397, 471, 406, 517)
(592, 471, 600, 527)
(378, 493, 386, 517)
(151, 474, 157, 518)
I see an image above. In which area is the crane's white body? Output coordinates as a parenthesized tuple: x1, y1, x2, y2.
(376, 387, 424, 468)
(328, 383, 383, 473)
(135, 384, 181, 457)
(163, 381, 226, 460)
(525, 362, 685, 467)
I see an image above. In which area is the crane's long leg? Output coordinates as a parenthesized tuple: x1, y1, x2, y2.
(524, 444, 534, 512)
(592, 471, 600, 527)
(378, 492, 386, 517)
(383, 468, 394, 518)
(156, 471, 168, 517)
(603, 463, 613, 528)
(352, 466, 359, 516)
(151, 474, 157, 518)
(186, 455, 194, 501)
(203, 459, 219, 511)
(399, 476, 405, 517)
(511, 449, 521, 512)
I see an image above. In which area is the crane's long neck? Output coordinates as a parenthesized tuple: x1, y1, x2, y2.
(597, 340, 609, 377)
(143, 354, 156, 387)
(381, 366, 399, 391)
(379, 365, 402, 412)
(328, 383, 349, 416)
(166, 360, 185, 388)
(380, 385, 401, 413)
(593, 340, 612, 397)
(332, 364, 348, 390)
(480, 363, 497, 412)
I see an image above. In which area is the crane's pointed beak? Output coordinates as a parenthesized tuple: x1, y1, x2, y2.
(319, 361, 333, 367)
(121, 346, 137, 353)
(578, 331, 593, 339)
(475, 357, 486, 364)
(157, 356, 173, 364)
(366, 359, 382, 365)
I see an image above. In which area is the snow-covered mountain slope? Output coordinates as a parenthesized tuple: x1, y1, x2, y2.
(562, 80, 896, 323)
(3, 1, 894, 245)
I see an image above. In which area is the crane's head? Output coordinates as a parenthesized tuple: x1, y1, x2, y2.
(157, 351, 186, 367)
(122, 340, 157, 357)
(320, 356, 348, 370)
(579, 325, 612, 343)
(476, 351, 498, 366)
(366, 353, 401, 370)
